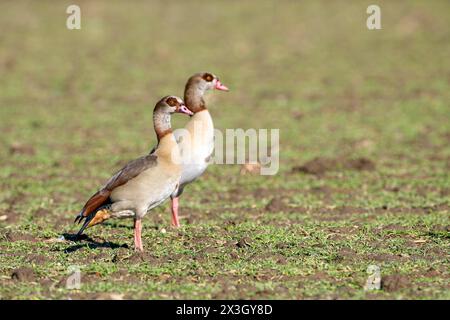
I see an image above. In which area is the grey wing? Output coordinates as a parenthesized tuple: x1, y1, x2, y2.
(103, 154, 158, 192)
(75, 154, 157, 226)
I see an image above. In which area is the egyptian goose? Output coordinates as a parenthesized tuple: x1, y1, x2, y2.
(170, 72, 229, 227)
(74, 96, 193, 251)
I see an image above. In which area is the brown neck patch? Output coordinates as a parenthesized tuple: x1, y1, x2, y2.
(186, 96, 206, 113)
(153, 107, 172, 141)
(156, 128, 172, 141)
(184, 78, 207, 113)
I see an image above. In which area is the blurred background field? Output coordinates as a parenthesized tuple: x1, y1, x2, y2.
(0, 0, 449, 299)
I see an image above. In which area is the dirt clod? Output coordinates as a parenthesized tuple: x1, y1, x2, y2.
(345, 158, 375, 171)
(265, 197, 288, 212)
(4, 231, 37, 242)
(240, 162, 261, 175)
(382, 275, 409, 292)
(292, 157, 337, 175)
(27, 254, 48, 264)
(292, 157, 375, 175)
(127, 252, 147, 263)
(11, 267, 36, 282)
(236, 237, 251, 248)
(9, 143, 36, 155)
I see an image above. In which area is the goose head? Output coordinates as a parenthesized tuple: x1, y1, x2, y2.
(186, 72, 229, 94)
(157, 95, 193, 116)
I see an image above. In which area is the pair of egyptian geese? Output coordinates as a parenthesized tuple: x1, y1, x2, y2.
(74, 72, 229, 251)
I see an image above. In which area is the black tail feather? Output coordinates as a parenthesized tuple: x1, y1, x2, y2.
(76, 204, 112, 237)
(77, 213, 94, 236)
(74, 213, 83, 224)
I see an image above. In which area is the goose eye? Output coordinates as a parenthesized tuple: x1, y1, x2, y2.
(203, 73, 214, 82)
(166, 97, 178, 107)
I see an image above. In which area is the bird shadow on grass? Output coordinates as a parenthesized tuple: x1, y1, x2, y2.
(103, 221, 160, 230)
(102, 221, 134, 229)
(60, 233, 129, 253)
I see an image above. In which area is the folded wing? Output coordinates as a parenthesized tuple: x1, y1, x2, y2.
(74, 154, 158, 226)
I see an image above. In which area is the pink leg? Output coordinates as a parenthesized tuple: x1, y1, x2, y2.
(171, 197, 180, 227)
(134, 218, 143, 252)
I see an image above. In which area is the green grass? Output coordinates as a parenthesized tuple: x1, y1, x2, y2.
(0, 0, 449, 299)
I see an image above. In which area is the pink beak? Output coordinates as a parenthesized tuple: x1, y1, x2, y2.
(215, 80, 229, 91)
(178, 104, 194, 116)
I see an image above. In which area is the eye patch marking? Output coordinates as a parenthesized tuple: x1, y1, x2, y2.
(166, 97, 179, 107)
(202, 73, 214, 82)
